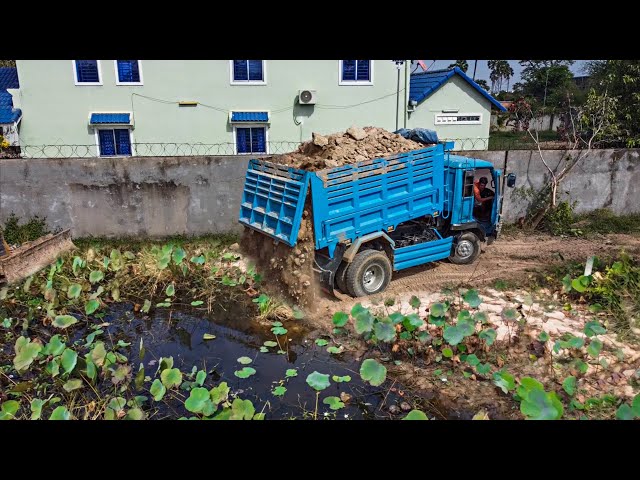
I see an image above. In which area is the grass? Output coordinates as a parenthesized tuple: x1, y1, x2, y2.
(489, 130, 560, 150)
(74, 233, 239, 252)
(571, 209, 640, 235)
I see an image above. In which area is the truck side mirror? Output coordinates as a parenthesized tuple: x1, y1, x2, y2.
(506, 173, 517, 188)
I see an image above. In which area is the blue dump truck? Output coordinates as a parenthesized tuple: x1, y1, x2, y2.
(239, 141, 516, 297)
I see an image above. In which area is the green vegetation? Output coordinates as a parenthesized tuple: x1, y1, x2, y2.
(489, 130, 559, 150)
(0, 213, 52, 245)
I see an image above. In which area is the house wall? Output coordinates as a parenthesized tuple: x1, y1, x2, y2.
(14, 60, 408, 156)
(407, 75, 493, 150)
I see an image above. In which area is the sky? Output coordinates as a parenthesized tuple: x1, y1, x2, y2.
(414, 60, 590, 85)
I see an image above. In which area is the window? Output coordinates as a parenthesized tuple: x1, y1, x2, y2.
(73, 60, 102, 85)
(339, 60, 373, 84)
(230, 60, 266, 84)
(435, 113, 482, 125)
(97, 129, 132, 156)
(235, 126, 267, 154)
(115, 60, 143, 84)
(463, 171, 475, 197)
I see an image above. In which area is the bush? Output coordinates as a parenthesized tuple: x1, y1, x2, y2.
(0, 213, 51, 245)
(542, 201, 576, 235)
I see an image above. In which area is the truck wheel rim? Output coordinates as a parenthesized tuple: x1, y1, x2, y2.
(456, 240, 474, 259)
(363, 264, 384, 293)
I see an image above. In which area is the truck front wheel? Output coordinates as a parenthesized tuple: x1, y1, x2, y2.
(346, 249, 392, 297)
(449, 232, 481, 265)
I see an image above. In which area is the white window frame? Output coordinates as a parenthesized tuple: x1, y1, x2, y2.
(338, 60, 374, 86)
(232, 124, 269, 155)
(114, 60, 144, 86)
(94, 127, 135, 157)
(229, 60, 267, 85)
(72, 60, 103, 86)
(434, 113, 483, 125)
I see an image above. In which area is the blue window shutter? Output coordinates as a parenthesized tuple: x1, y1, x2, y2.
(114, 129, 132, 155)
(98, 130, 116, 156)
(233, 60, 248, 81)
(342, 60, 356, 81)
(76, 60, 99, 83)
(236, 128, 250, 153)
(248, 60, 263, 81)
(117, 60, 140, 82)
(251, 127, 266, 153)
(356, 60, 370, 81)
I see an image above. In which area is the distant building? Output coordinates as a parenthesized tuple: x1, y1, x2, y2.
(407, 67, 506, 150)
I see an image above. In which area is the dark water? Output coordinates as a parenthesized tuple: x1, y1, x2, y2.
(99, 300, 430, 420)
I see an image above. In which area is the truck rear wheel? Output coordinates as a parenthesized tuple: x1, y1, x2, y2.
(335, 261, 350, 294)
(449, 232, 481, 265)
(346, 249, 392, 297)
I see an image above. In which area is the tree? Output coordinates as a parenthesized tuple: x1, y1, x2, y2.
(488, 60, 514, 94)
(0, 60, 16, 67)
(475, 79, 490, 92)
(514, 88, 617, 229)
(585, 60, 640, 147)
(448, 60, 468, 73)
(516, 60, 577, 111)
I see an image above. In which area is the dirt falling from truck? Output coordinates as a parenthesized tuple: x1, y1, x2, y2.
(240, 126, 430, 311)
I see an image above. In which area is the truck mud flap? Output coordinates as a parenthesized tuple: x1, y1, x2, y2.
(312, 244, 346, 298)
(0, 230, 76, 286)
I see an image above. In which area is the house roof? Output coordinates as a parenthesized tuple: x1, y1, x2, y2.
(0, 68, 21, 125)
(410, 67, 506, 111)
(0, 67, 19, 90)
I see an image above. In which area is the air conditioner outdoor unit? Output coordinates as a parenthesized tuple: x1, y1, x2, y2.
(298, 89, 317, 105)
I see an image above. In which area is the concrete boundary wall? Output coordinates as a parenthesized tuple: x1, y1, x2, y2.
(1, 149, 639, 237)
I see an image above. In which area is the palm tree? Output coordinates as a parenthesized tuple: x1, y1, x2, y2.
(448, 60, 469, 73)
(488, 60, 514, 94)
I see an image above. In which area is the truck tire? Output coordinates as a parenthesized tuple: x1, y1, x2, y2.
(335, 261, 350, 294)
(346, 249, 392, 297)
(449, 232, 481, 265)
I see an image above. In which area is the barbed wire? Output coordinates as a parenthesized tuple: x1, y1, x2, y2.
(0, 138, 631, 159)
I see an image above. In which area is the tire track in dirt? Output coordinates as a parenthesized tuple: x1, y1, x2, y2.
(315, 233, 640, 312)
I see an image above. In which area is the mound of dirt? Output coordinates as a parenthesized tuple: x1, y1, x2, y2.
(240, 126, 430, 311)
(265, 126, 427, 171)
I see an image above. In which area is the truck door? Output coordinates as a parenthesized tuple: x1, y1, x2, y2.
(458, 169, 475, 224)
(491, 169, 502, 228)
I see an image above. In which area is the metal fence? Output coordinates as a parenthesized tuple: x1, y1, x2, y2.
(0, 138, 629, 159)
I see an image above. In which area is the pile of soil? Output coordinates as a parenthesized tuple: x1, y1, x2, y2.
(240, 126, 428, 311)
(265, 126, 427, 171)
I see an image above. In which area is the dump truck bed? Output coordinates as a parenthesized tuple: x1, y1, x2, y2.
(239, 143, 448, 257)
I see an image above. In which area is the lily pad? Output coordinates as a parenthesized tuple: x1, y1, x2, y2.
(323, 396, 345, 410)
(360, 359, 387, 387)
(237, 356, 253, 365)
(272, 386, 287, 397)
(463, 289, 482, 308)
(306, 371, 330, 391)
(587, 339, 603, 358)
(53, 315, 78, 329)
(616, 403, 634, 420)
(479, 328, 497, 346)
(430, 302, 448, 317)
(230, 398, 255, 420)
(203, 333, 216, 340)
(67, 283, 82, 299)
(271, 326, 288, 336)
(13, 339, 42, 373)
(443, 325, 464, 346)
(61, 348, 78, 375)
(354, 311, 374, 334)
(315, 339, 329, 347)
(584, 321, 606, 337)
(43, 335, 65, 356)
(210, 382, 230, 405)
(166, 283, 175, 297)
(285, 369, 298, 378)
(141, 300, 152, 313)
(264, 341, 278, 348)
(402, 410, 428, 420)
(562, 376, 576, 396)
(465, 354, 480, 367)
(191, 300, 204, 306)
(161, 368, 183, 389)
(332, 311, 349, 327)
(150, 379, 166, 401)
(89, 270, 104, 284)
(185, 387, 211, 413)
(520, 388, 564, 420)
(332, 375, 351, 383)
(493, 370, 516, 394)
(63, 379, 83, 392)
(409, 295, 421, 309)
(327, 346, 345, 354)
(49, 406, 71, 420)
(0, 400, 19, 420)
(234, 367, 256, 379)
(85, 299, 100, 315)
